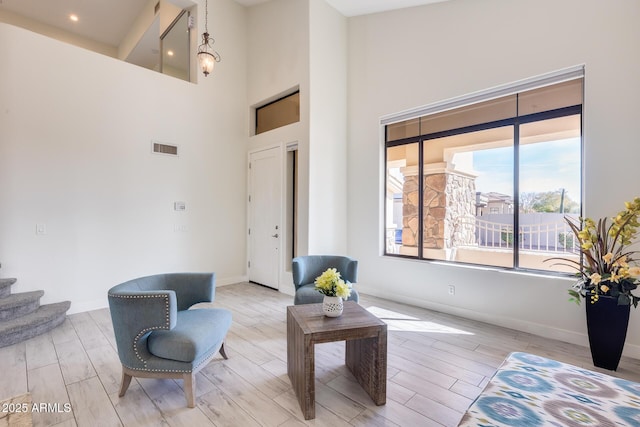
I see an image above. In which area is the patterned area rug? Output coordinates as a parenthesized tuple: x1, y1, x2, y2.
(0, 393, 32, 427)
(458, 352, 640, 426)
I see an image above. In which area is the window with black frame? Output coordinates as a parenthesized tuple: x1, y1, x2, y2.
(384, 75, 583, 274)
(255, 91, 300, 135)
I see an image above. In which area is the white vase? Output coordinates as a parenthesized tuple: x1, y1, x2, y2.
(323, 296, 343, 317)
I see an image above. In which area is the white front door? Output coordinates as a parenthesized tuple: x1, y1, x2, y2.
(248, 147, 281, 289)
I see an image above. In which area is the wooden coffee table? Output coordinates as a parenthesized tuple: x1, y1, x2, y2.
(286, 301, 387, 420)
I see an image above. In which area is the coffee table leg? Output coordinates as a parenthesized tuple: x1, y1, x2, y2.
(287, 310, 316, 419)
(345, 328, 387, 405)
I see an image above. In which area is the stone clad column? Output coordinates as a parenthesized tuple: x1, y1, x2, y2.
(423, 173, 446, 250)
(400, 166, 419, 256)
(400, 163, 476, 259)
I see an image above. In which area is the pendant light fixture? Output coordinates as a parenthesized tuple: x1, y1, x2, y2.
(197, 0, 221, 76)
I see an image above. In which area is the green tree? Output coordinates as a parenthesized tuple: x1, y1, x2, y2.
(519, 190, 579, 213)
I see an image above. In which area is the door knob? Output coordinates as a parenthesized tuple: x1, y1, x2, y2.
(272, 233, 279, 238)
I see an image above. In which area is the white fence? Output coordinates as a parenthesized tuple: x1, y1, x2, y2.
(474, 213, 579, 253)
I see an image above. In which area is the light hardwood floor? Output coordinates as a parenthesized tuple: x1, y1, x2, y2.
(2, 282, 640, 427)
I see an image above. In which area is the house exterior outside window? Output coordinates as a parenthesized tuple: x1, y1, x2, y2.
(384, 68, 584, 274)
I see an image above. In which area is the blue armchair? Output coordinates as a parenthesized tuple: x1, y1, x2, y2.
(292, 255, 359, 305)
(108, 273, 231, 408)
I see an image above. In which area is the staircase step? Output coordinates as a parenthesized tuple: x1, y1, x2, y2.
(0, 301, 71, 348)
(0, 291, 45, 321)
(0, 278, 17, 298)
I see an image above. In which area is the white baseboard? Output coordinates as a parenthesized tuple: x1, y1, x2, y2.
(68, 298, 108, 315)
(362, 286, 640, 360)
(216, 275, 248, 287)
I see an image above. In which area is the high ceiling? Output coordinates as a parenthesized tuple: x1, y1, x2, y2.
(0, 0, 150, 47)
(0, 0, 448, 49)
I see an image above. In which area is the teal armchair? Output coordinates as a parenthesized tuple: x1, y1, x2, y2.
(292, 255, 359, 305)
(108, 273, 231, 408)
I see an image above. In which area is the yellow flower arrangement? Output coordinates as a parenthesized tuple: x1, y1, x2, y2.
(314, 268, 352, 300)
(548, 197, 640, 307)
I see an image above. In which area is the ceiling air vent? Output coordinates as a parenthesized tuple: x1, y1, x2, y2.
(152, 141, 178, 156)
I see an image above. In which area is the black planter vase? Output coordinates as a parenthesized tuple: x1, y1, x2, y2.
(585, 295, 631, 370)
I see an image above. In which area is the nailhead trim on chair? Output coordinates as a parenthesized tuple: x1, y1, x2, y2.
(109, 292, 225, 373)
(121, 342, 226, 374)
(122, 363, 191, 373)
(193, 342, 225, 370)
(108, 293, 170, 366)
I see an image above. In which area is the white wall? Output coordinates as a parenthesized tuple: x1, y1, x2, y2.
(347, 0, 640, 356)
(308, 0, 348, 255)
(247, 0, 310, 294)
(0, 0, 247, 313)
(246, 0, 309, 107)
(246, 0, 350, 294)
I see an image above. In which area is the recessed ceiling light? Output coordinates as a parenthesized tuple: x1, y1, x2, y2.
(167, 50, 174, 56)
(69, 14, 79, 22)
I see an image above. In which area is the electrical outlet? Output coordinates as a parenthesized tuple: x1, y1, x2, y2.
(448, 285, 455, 295)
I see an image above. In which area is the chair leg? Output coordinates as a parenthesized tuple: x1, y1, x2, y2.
(119, 369, 133, 397)
(219, 342, 228, 360)
(183, 373, 196, 408)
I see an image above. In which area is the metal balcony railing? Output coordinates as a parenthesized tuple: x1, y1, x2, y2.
(473, 217, 579, 253)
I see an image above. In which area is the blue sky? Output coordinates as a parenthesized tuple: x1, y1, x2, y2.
(473, 137, 581, 202)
